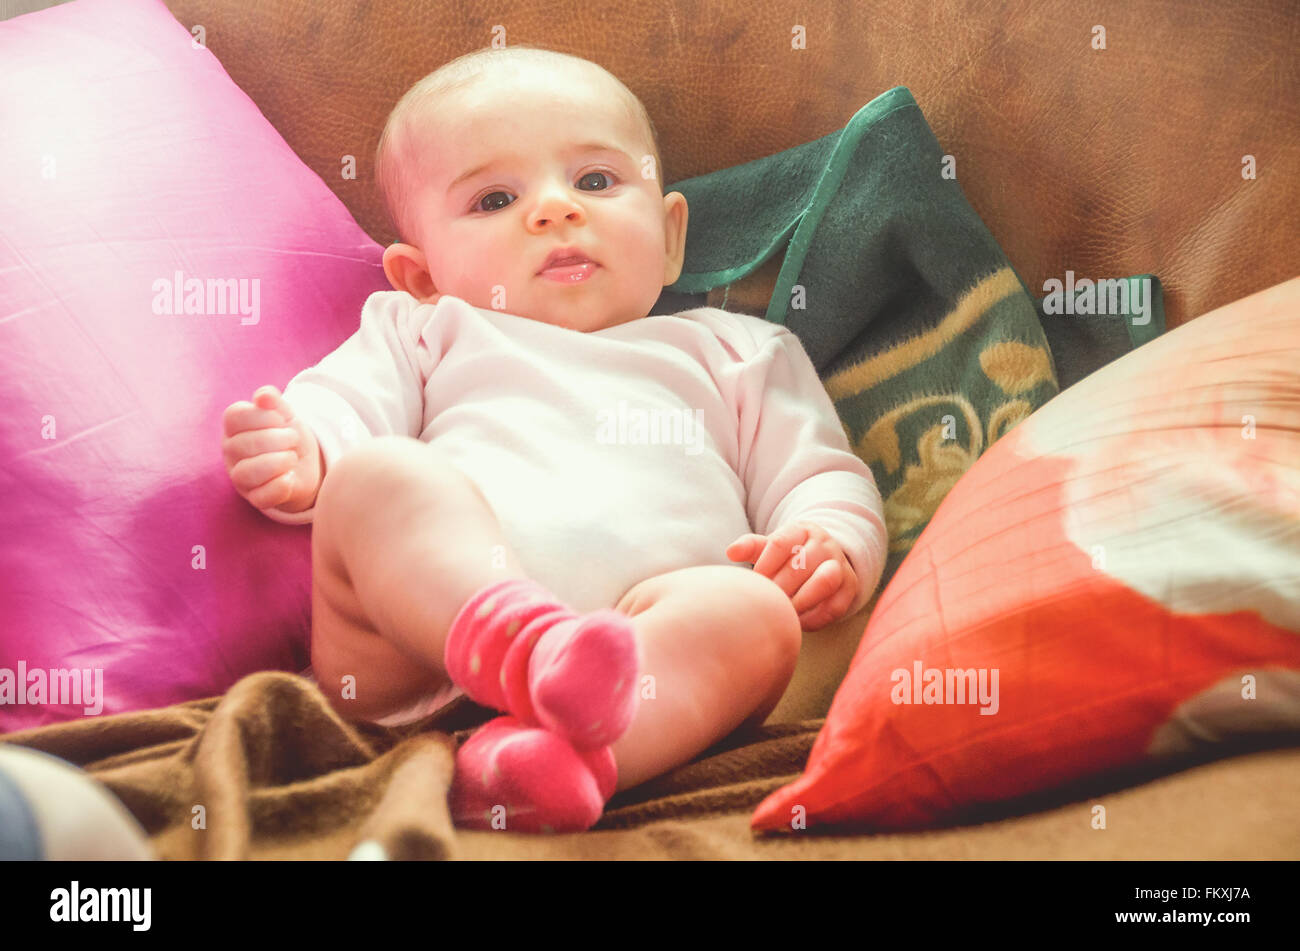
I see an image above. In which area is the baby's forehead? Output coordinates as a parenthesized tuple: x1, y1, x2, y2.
(434, 66, 630, 125)
(410, 86, 639, 163)
(390, 59, 653, 198)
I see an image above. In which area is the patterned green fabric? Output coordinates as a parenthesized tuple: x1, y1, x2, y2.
(663, 86, 1166, 587)
(1033, 273, 1166, 389)
(666, 87, 1058, 587)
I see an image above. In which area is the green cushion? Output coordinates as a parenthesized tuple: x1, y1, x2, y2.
(664, 86, 1061, 586)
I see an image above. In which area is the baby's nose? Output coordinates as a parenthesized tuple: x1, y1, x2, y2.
(534, 208, 583, 229)
(531, 190, 585, 228)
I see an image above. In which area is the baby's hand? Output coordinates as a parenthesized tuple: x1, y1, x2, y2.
(726, 521, 858, 632)
(221, 385, 322, 513)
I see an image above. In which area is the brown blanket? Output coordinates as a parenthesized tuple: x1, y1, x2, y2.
(2, 670, 1297, 859)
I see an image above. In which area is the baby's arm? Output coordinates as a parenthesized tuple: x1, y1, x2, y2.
(254, 293, 431, 525)
(732, 328, 888, 620)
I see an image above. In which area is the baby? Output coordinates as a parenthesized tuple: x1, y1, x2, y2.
(220, 46, 888, 833)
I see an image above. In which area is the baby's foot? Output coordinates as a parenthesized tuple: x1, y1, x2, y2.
(527, 609, 640, 750)
(444, 578, 640, 750)
(449, 716, 617, 834)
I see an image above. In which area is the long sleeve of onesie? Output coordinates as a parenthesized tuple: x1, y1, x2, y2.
(259, 293, 428, 525)
(735, 327, 888, 618)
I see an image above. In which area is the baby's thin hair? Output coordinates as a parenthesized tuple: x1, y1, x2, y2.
(374, 45, 663, 245)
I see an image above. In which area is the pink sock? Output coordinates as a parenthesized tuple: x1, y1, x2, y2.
(449, 716, 618, 833)
(443, 577, 639, 750)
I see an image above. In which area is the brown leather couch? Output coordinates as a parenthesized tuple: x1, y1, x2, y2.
(165, 0, 1298, 333)
(146, 0, 1297, 858)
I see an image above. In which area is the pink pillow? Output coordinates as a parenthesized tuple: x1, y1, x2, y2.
(751, 277, 1300, 833)
(0, 0, 387, 731)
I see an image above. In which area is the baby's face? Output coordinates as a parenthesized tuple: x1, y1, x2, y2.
(383, 65, 688, 334)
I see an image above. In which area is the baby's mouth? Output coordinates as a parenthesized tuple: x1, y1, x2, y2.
(537, 260, 600, 283)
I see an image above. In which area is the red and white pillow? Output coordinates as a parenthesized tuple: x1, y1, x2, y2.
(752, 277, 1300, 832)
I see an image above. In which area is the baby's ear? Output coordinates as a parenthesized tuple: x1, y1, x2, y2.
(662, 191, 689, 286)
(382, 243, 440, 302)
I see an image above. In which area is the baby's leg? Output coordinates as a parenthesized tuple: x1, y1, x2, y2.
(309, 435, 529, 722)
(309, 438, 798, 825)
(610, 566, 802, 792)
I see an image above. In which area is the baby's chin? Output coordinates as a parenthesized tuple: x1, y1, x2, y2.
(435, 290, 642, 333)
(513, 301, 640, 334)
(529, 311, 623, 333)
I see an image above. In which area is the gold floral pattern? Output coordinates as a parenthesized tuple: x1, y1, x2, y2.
(860, 392, 1044, 552)
(875, 413, 981, 551)
(981, 341, 1054, 395)
(830, 268, 1057, 557)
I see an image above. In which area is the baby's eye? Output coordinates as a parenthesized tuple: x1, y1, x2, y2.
(577, 170, 615, 190)
(476, 191, 514, 213)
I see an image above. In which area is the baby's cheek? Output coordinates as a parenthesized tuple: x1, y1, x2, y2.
(431, 240, 501, 307)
